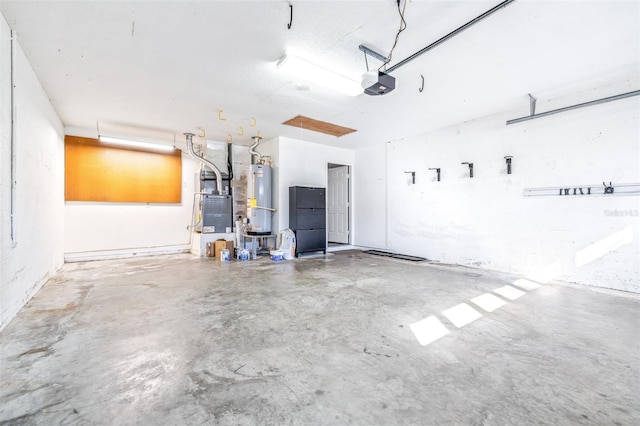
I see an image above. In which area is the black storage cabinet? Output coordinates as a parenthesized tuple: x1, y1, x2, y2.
(289, 186, 326, 257)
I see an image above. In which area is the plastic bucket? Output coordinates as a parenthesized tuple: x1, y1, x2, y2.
(220, 249, 230, 262)
(238, 249, 250, 261)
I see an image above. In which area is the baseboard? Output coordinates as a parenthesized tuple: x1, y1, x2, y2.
(64, 245, 191, 263)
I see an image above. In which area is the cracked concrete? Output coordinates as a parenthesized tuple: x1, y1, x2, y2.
(0, 251, 638, 425)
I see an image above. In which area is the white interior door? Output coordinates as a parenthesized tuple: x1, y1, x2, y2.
(328, 165, 349, 244)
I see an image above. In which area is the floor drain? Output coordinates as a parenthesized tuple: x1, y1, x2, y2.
(363, 250, 428, 262)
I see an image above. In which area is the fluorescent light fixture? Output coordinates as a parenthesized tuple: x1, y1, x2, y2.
(276, 54, 363, 97)
(99, 136, 174, 152)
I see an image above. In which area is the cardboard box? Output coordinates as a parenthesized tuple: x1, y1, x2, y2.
(214, 239, 234, 258)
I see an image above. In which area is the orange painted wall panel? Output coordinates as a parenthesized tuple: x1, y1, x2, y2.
(65, 135, 182, 203)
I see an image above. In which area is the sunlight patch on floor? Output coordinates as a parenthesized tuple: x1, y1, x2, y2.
(409, 316, 450, 346)
(512, 279, 541, 291)
(494, 285, 526, 300)
(442, 303, 483, 328)
(471, 293, 507, 312)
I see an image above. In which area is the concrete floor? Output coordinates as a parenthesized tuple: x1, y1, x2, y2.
(0, 251, 638, 425)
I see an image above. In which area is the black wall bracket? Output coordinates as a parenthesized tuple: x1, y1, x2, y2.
(428, 167, 441, 181)
(504, 156, 513, 174)
(461, 162, 473, 178)
(404, 171, 416, 184)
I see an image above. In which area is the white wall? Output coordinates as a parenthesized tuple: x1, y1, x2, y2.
(63, 136, 200, 260)
(354, 80, 640, 292)
(0, 16, 65, 330)
(262, 136, 355, 234)
(353, 142, 387, 249)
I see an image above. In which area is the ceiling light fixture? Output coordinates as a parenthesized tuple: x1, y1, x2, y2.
(276, 54, 363, 97)
(99, 136, 174, 152)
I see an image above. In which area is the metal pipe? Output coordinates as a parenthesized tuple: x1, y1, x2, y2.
(187, 191, 207, 230)
(10, 29, 17, 246)
(506, 90, 640, 125)
(387, 0, 516, 73)
(251, 205, 277, 212)
(185, 133, 223, 195)
(249, 136, 262, 165)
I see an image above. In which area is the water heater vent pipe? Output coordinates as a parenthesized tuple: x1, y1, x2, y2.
(249, 136, 262, 165)
(184, 133, 223, 195)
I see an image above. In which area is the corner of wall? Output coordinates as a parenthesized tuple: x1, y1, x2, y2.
(1, 16, 65, 330)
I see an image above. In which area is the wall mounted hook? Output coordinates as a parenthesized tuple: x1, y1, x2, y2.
(404, 171, 416, 184)
(250, 117, 257, 127)
(287, 3, 293, 29)
(504, 156, 513, 174)
(238, 126, 244, 136)
(428, 167, 441, 181)
(218, 110, 227, 121)
(419, 74, 424, 93)
(461, 162, 473, 178)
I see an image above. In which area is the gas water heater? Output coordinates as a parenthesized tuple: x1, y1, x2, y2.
(247, 137, 272, 235)
(247, 164, 272, 234)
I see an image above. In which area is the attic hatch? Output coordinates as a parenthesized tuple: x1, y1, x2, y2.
(282, 115, 356, 137)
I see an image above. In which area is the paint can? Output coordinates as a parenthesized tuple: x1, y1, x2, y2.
(238, 249, 250, 261)
(220, 248, 230, 262)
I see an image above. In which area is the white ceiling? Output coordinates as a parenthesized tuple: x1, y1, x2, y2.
(1, 0, 638, 149)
